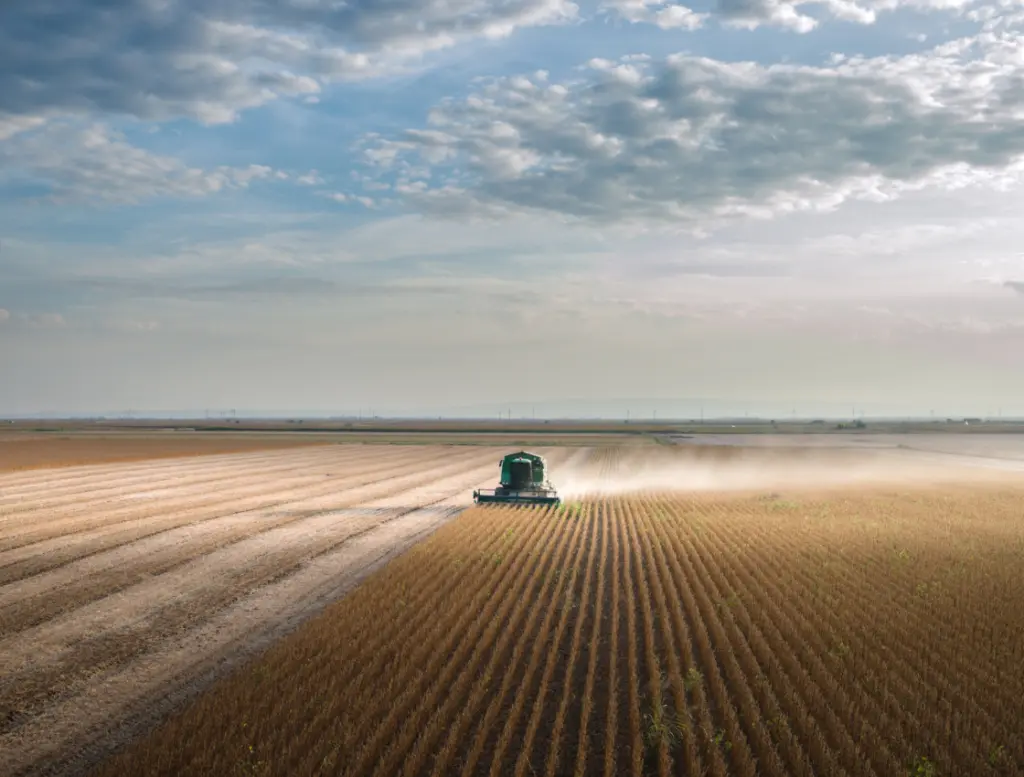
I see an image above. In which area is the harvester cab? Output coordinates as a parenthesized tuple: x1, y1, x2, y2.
(473, 451, 561, 506)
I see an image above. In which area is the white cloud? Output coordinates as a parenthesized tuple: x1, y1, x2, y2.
(296, 170, 325, 186)
(609, 0, 708, 28)
(0, 0, 577, 126)
(603, 0, 976, 32)
(363, 31, 1024, 228)
(0, 113, 45, 141)
(0, 123, 278, 203)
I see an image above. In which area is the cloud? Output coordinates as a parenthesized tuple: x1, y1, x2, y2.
(608, 0, 708, 28)
(361, 32, 1024, 227)
(0, 113, 46, 141)
(603, 0, 973, 32)
(296, 170, 325, 186)
(1006, 281, 1024, 295)
(0, 0, 577, 126)
(0, 309, 9, 323)
(0, 123, 277, 203)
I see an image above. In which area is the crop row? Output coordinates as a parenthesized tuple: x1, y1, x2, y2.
(92, 482, 1024, 777)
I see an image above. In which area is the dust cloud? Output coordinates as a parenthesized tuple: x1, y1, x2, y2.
(554, 442, 1013, 499)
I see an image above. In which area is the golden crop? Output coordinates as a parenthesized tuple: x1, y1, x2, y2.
(93, 479, 1024, 777)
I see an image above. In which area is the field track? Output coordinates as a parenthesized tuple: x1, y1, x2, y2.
(89, 448, 1024, 777)
(0, 444, 587, 777)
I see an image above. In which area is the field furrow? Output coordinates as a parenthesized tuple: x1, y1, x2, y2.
(507, 509, 593, 777)
(0, 451, 458, 601)
(339, 508, 566, 777)
(4, 442, 1022, 777)
(0, 445, 349, 516)
(706, 494, 1023, 772)
(681, 498, 861, 775)
(420, 508, 582, 777)
(0, 451, 498, 661)
(0, 447, 492, 588)
(0, 446, 474, 555)
(0, 443, 519, 777)
(522, 504, 595, 777)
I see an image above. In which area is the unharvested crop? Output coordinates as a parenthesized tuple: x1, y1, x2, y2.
(92, 469, 1024, 777)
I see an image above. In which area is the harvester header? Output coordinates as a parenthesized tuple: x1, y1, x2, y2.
(473, 450, 561, 506)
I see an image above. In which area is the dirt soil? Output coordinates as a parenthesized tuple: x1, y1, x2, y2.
(0, 443, 581, 777)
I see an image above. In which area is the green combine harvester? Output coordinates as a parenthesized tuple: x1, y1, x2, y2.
(473, 450, 561, 506)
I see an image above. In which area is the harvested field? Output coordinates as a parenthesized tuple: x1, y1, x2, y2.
(1, 443, 590, 777)
(87, 447, 1024, 777)
(0, 432, 330, 472)
(5, 440, 1024, 777)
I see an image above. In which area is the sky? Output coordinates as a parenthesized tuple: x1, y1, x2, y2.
(2, 0, 1024, 418)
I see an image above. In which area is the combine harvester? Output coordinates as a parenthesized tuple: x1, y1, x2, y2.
(473, 450, 561, 506)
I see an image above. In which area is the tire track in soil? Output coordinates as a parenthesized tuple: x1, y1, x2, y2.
(0, 445, 343, 516)
(0, 507, 404, 731)
(0, 435, 337, 484)
(0, 444, 306, 495)
(0, 445, 389, 545)
(0, 446, 478, 583)
(0, 467, 340, 550)
(0, 448, 499, 676)
(1, 449, 508, 777)
(0, 444, 468, 581)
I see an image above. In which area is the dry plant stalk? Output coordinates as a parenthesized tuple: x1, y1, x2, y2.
(91, 468, 1024, 777)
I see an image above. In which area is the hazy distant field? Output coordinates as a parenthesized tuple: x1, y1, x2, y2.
(670, 433, 1024, 469)
(1, 435, 1022, 776)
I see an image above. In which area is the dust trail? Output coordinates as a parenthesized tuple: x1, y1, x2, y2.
(553, 443, 1011, 499)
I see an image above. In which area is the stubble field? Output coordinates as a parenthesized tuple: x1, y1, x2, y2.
(0, 432, 333, 472)
(2, 438, 1023, 776)
(1, 442, 589, 776)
